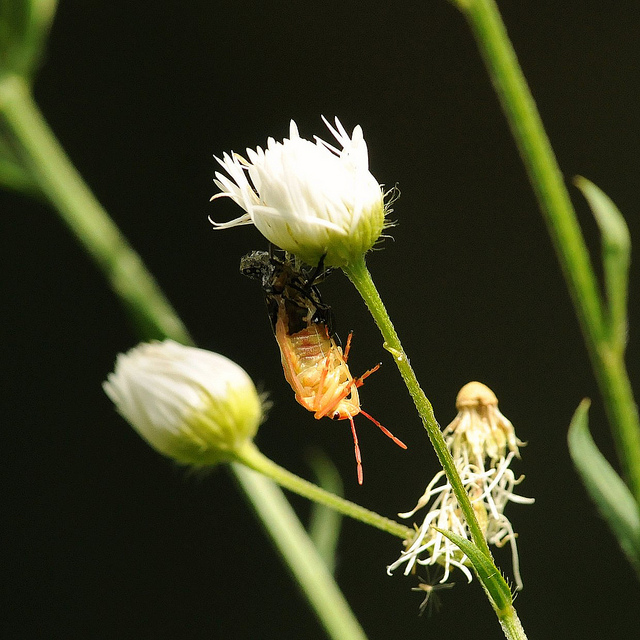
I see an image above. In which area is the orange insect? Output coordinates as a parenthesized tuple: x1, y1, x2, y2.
(240, 250, 406, 484)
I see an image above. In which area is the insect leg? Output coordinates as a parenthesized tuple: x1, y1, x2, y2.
(348, 414, 364, 485)
(354, 362, 381, 387)
(342, 331, 353, 361)
(312, 351, 332, 414)
(359, 410, 407, 449)
(304, 253, 327, 287)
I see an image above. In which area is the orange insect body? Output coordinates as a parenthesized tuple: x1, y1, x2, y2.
(240, 250, 406, 484)
(276, 311, 359, 420)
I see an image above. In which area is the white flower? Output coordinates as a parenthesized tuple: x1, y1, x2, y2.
(388, 382, 534, 589)
(103, 340, 263, 466)
(210, 117, 387, 267)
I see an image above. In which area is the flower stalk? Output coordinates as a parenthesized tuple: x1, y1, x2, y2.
(0, 73, 374, 640)
(233, 440, 413, 540)
(231, 463, 369, 640)
(451, 0, 640, 506)
(0, 73, 192, 344)
(343, 258, 528, 638)
(343, 256, 492, 558)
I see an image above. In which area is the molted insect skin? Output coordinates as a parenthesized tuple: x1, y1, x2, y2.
(241, 250, 406, 484)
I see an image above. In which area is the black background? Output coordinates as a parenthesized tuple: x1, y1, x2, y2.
(3, 1, 640, 638)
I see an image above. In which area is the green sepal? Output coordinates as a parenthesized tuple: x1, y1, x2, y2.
(433, 527, 513, 610)
(568, 398, 640, 578)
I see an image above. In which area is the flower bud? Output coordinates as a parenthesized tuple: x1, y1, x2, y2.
(210, 117, 387, 267)
(103, 340, 263, 466)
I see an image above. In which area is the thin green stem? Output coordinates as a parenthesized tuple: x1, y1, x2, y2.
(231, 463, 369, 640)
(498, 606, 528, 640)
(344, 257, 525, 637)
(342, 257, 491, 558)
(451, 0, 606, 349)
(453, 0, 640, 504)
(234, 441, 413, 540)
(0, 73, 192, 344)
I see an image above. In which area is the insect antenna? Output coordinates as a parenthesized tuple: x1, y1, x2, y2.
(359, 410, 407, 449)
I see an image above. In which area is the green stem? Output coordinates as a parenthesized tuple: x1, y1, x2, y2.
(231, 463, 369, 640)
(344, 257, 525, 635)
(453, 0, 640, 503)
(0, 73, 374, 639)
(451, 0, 606, 349)
(0, 73, 192, 344)
(234, 441, 412, 540)
(342, 257, 492, 558)
(498, 606, 528, 640)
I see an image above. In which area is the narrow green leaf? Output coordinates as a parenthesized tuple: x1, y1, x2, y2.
(574, 176, 630, 353)
(307, 449, 344, 575)
(568, 399, 640, 577)
(433, 527, 512, 610)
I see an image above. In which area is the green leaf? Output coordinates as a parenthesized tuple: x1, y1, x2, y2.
(306, 449, 344, 575)
(0, 0, 58, 79)
(433, 527, 512, 610)
(568, 399, 640, 577)
(574, 176, 630, 353)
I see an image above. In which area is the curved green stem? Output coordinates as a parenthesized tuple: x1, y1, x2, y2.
(234, 441, 413, 540)
(452, 0, 640, 505)
(343, 257, 524, 635)
(342, 257, 492, 558)
(0, 73, 373, 640)
(0, 73, 192, 344)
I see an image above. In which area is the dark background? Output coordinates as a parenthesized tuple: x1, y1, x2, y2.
(3, 1, 640, 638)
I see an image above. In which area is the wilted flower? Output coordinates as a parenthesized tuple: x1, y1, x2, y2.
(103, 340, 263, 466)
(388, 382, 533, 589)
(210, 117, 387, 267)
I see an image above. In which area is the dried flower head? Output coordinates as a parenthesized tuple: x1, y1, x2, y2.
(210, 117, 387, 267)
(388, 382, 533, 589)
(103, 340, 263, 466)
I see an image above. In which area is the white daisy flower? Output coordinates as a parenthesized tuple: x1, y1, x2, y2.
(210, 117, 387, 267)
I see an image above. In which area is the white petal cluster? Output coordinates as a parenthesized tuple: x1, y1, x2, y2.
(210, 118, 386, 267)
(387, 382, 534, 588)
(103, 340, 263, 466)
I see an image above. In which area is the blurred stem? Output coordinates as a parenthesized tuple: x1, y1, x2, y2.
(307, 449, 344, 574)
(0, 73, 192, 343)
(0, 72, 373, 639)
(232, 464, 369, 640)
(452, 0, 640, 503)
(235, 441, 412, 539)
